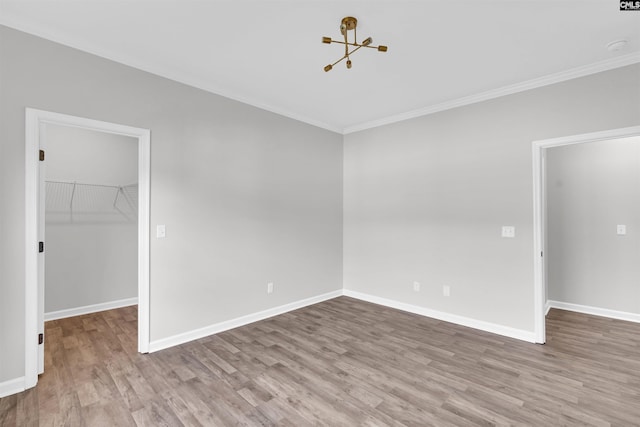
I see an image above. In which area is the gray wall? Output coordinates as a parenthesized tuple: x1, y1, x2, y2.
(343, 64, 640, 333)
(45, 125, 138, 186)
(45, 224, 138, 313)
(546, 137, 640, 313)
(45, 125, 138, 314)
(0, 25, 343, 383)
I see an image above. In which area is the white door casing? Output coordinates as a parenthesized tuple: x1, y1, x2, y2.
(531, 125, 640, 345)
(25, 108, 151, 389)
(37, 123, 46, 374)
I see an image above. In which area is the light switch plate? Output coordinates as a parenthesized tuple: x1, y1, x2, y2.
(617, 225, 626, 235)
(157, 225, 166, 238)
(501, 226, 515, 238)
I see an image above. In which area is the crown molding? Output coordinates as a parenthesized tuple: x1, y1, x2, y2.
(343, 52, 640, 134)
(0, 19, 343, 134)
(2, 19, 638, 137)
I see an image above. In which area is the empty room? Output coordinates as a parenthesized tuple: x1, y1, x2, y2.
(1, 0, 639, 425)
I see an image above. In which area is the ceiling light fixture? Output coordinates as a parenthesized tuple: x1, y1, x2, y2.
(322, 17, 387, 72)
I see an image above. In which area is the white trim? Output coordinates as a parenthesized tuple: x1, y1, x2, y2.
(149, 290, 343, 353)
(137, 124, 151, 354)
(545, 300, 551, 316)
(343, 53, 640, 134)
(532, 141, 545, 343)
(24, 110, 39, 389)
(24, 108, 151, 392)
(343, 290, 536, 343)
(44, 297, 138, 321)
(533, 126, 640, 149)
(2, 18, 638, 136)
(0, 377, 26, 399)
(548, 300, 640, 324)
(532, 126, 640, 346)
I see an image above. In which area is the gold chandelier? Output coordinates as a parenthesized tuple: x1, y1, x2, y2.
(322, 17, 388, 72)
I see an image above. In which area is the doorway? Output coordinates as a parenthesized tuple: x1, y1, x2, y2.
(43, 124, 139, 323)
(532, 125, 640, 344)
(24, 109, 150, 390)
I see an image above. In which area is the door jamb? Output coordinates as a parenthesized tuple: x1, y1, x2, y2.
(532, 125, 640, 344)
(25, 108, 151, 389)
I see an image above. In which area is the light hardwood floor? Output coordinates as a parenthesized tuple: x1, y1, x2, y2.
(1, 297, 640, 426)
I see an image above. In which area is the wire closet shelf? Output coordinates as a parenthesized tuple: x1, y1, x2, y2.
(45, 180, 138, 224)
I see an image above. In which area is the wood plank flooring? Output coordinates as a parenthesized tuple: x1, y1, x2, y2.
(1, 297, 640, 426)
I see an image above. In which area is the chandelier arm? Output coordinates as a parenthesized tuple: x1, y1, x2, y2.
(328, 40, 361, 47)
(329, 40, 383, 50)
(331, 55, 349, 68)
(346, 44, 365, 57)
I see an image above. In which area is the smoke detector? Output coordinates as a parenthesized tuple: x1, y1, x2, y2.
(606, 39, 628, 52)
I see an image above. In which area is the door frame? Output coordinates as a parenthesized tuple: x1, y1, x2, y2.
(24, 108, 151, 389)
(531, 125, 640, 344)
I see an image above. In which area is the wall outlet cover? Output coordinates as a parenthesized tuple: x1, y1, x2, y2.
(501, 226, 515, 238)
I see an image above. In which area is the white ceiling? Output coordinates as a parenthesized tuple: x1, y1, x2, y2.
(1, 0, 639, 134)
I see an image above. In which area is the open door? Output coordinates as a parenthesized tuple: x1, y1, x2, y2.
(37, 124, 46, 374)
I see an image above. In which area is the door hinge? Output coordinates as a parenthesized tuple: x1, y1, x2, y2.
(39, 150, 45, 161)
(541, 251, 543, 257)
(39, 241, 44, 253)
(38, 333, 44, 345)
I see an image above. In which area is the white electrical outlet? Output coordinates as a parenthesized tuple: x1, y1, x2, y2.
(617, 225, 627, 235)
(156, 225, 166, 238)
(413, 281, 420, 292)
(501, 226, 515, 238)
(267, 282, 274, 294)
(443, 285, 450, 297)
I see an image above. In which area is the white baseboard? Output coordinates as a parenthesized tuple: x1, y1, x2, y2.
(547, 300, 640, 323)
(44, 297, 138, 321)
(545, 300, 551, 316)
(149, 290, 343, 353)
(0, 377, 26, 398)
(343, 289, 537, 343)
